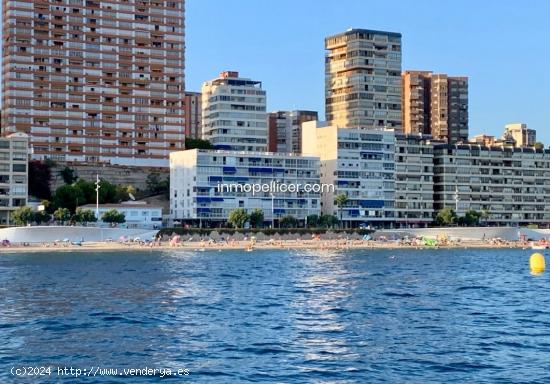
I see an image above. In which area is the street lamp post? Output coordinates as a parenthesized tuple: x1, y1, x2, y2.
(95, 174, 101, 221)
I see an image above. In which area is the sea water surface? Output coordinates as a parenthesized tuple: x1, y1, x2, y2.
(1, 248, 550, 383)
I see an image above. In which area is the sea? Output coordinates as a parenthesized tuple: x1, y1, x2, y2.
(1, 248, 550, 383)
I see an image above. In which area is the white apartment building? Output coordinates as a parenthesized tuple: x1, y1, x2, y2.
(201, 71, 267, 152)
(0, 132, 29, 226)
(394, 134, 434, 227)
(302, 121, 395, 228)
(170, 149, 321, 227)
(433, 144, 550, 226)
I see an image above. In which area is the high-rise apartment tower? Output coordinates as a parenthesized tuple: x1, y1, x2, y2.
(402, 71, 468, 143)
(325, 28, 402, 130)
(201, 71, 267, 152)
(2, 0, 186, 166)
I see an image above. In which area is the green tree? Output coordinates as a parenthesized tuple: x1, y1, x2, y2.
(280, 215, 298, 228)
(101, 209, 125, 226)
(463, 209, 482, 226)
(146, 173, 169, 195)
(320, 214, 339, 228)
(28, 160, 52, 199)
(52, 184, 85, 213)
(53, 207, 71, 224)
(334, 193, 349, 228)
(11, 206, 36, 226)
(73, 179, 95, 203)
(185, 138, 213, 150)
(115, 185, 137, 202)
(435, 207, 457, 226)
(60, 166, 77, 184)
(227, 208, 249, 229)
(33, 210, 51, 225)
(97, 179, 118, 203)
(480, 209, 490, 225)
(306, 214, 320, 228)
(534, 142, 545, 150)
(249, 208, 264, 228)
(73, 208, 97, 225)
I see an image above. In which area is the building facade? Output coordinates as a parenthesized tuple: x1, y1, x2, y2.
(431, 74, 468, 143)
(401, 71, 432, 135)
(433, 143, 550, 226)
(402, 71, 469, 143)
(302, 121, 395, 228)
(79, 203, 163, 229)
(504, 123, 536, 147)
(170, 149, 321, 226)
(325, 29, 402, 131)
(0, 132, 29, 226)
(184, 91, 201, 139)
(201, 71, 267, 152)
(2, 0, 185, 166)
(267, 110, 318, 153)
(394, 134, 434, 227)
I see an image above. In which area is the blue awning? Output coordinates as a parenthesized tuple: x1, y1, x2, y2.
(274, 209, 285, 214)
(196, 196, 211, 203)
(223, 166, 237, 174)
(359, 200, 384, 208)
(209, 176, 222, 182)
(249, 167, 273, 173)
(214, 145, 232, 150)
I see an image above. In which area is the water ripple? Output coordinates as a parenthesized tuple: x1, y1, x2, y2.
(1, 248, 550, 382)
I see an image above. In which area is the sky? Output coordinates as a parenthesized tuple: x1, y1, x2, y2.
(186, 0, 550, 144)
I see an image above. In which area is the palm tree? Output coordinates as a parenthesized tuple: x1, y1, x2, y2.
(334, 193, 349, 229)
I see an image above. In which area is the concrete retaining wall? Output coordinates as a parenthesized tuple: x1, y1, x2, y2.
(0, 226, 158, 243)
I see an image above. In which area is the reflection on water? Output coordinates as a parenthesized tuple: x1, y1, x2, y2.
(1, 248, 550, 383)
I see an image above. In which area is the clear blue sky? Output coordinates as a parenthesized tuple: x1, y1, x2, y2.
(186, 0, 550, 144)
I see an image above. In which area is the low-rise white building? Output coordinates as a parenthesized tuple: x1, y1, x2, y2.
(302, 121, 395, 228)
(0, 132, 29, 226)
(170, 149, 321, 227)
(79, 203, 163, 229)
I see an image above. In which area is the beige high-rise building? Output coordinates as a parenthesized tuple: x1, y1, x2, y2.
(402, 71, 468, 143)
(325, 29, 402, 130)
(504, 123, 536, 147)
(2, 0, 186, 167)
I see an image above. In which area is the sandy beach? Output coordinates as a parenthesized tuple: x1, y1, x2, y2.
(0, 238, 532, 253)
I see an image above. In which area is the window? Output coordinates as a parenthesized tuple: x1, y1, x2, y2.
(12, 164, 26, 172)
